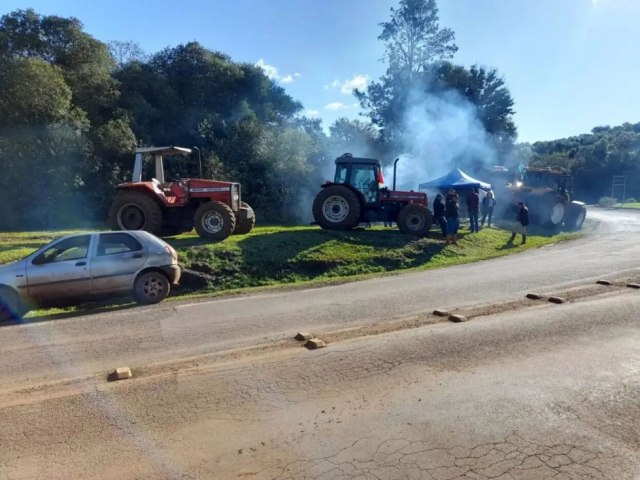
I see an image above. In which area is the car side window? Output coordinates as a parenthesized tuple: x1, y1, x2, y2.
(97, 233, 143, 256)
(33, 235, 91, 265)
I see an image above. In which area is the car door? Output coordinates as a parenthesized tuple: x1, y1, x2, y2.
(26, 234, 93, 303)
(91, 232, 148, 293)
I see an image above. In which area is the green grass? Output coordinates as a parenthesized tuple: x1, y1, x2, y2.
(613, 203, 640, 209)
(0, 224, 579, 319)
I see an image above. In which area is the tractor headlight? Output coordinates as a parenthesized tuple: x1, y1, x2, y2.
(232, 184, 240, 210)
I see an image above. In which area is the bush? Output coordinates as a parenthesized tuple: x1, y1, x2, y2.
(598, 196, 617, 207)
(624, 197, 637, 204)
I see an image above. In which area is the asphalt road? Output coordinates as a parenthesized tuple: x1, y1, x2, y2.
(0, 207, 638, 392)
(1, 207, 640, 479)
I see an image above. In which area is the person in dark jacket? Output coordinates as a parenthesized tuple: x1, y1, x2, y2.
(445, 190, 460, 245)
(466, 188, 480, 233)
(433, 193, 447, 238)
(509, 201, 529, 244)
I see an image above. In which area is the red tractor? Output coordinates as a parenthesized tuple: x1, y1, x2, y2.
(109, 146, 255, 240)
(312, 154, 433, 235)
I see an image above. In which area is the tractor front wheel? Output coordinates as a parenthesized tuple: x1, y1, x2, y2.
(194, 201, 236, 240)
(397, 204, 433, 236)
(312, 185, 361, 230)
(109, 192, 163, 236)
(233, 202, 256, 235)
(564, 203, 587, 231)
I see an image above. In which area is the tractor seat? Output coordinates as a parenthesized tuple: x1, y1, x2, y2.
(151, 178, 163, 194)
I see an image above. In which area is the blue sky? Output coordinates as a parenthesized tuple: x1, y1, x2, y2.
(2, 0, 639, 142)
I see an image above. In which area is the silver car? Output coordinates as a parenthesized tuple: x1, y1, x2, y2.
(0, 231, 181, 321)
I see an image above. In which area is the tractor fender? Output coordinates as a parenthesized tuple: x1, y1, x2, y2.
(320, 182, 366, 203)
(114, 183, 169, 208)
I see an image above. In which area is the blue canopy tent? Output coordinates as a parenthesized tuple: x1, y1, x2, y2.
(418, 168, 491, 191)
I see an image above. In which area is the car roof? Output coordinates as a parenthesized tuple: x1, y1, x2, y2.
(48, 231, 165, 245)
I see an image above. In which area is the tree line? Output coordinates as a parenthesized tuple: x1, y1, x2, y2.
(3, 2, 627, 231)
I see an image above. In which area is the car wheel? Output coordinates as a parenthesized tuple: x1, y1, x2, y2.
(0, 286, 21, 322)
(133, 271, 170, 305)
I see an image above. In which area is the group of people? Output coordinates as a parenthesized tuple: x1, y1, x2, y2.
(432, 188, 529, 245)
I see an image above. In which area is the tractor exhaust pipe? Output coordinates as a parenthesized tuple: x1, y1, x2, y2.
(393, 157, 400, 191)
(193, 146, 203, 179)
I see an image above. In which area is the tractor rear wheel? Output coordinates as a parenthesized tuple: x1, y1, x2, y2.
(233, 202, 256, 235)
(109, 192, 163, 236)
(194, 201, 236, 240)
(312, 185, 361, 230)
(397, 204, 433, 236)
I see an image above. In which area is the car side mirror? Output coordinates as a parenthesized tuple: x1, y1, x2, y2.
(32, 254, 47, 266)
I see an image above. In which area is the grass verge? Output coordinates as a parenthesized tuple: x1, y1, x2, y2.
(0, 224, 579, 319)
(612, 203, 640, 209)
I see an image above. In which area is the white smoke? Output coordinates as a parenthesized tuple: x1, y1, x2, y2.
(384, 87, 498, 191)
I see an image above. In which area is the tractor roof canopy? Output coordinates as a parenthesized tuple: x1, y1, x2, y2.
(335, 153, 379, 165)
(135, 146, 192, 157)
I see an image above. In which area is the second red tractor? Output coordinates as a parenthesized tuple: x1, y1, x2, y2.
(109, 146, 255, 240)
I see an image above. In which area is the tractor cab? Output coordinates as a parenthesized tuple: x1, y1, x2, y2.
(523, 167, 569, 191)
(333, 154, 382, 205)
(131, 146, 194, 205)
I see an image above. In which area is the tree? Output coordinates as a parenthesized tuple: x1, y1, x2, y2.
(357, 0, 516, 165)
(0, 9, 118, 124)
(108, 40, 147, 67)
(379, 0, 457, 77)
(329, 118, 382, 159)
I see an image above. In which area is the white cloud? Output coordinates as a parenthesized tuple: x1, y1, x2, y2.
(255, 59, 299, 84)
(304, 109, 320, 117)
(325, 102, 349, 111)
(340, 75, 369, 94)
(325, 75, 369, 95)
(256, 59, 279, 79)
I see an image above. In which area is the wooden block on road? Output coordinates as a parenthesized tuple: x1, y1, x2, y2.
(596, 280, 612, 286)
(305, 338, 326, 349)
(433, 309, 450, 317)
(627, 283, 640, 289)
(548, 297, 566, 304)
(448, 314, 467, 323)
(295, 332, 313, 341)
(109, 367, 132, 381)
(526, 293, 543, 300)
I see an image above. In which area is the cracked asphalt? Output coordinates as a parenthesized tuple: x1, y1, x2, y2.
(1, 207, 640, 479)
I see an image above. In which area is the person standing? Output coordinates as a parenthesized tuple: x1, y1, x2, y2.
(509, 201, 529, 244)
(433, 193, 447, 238)
(445, 190, 460, 245)
(466, 188, 480, 233)
(481, 190, 496, 227)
